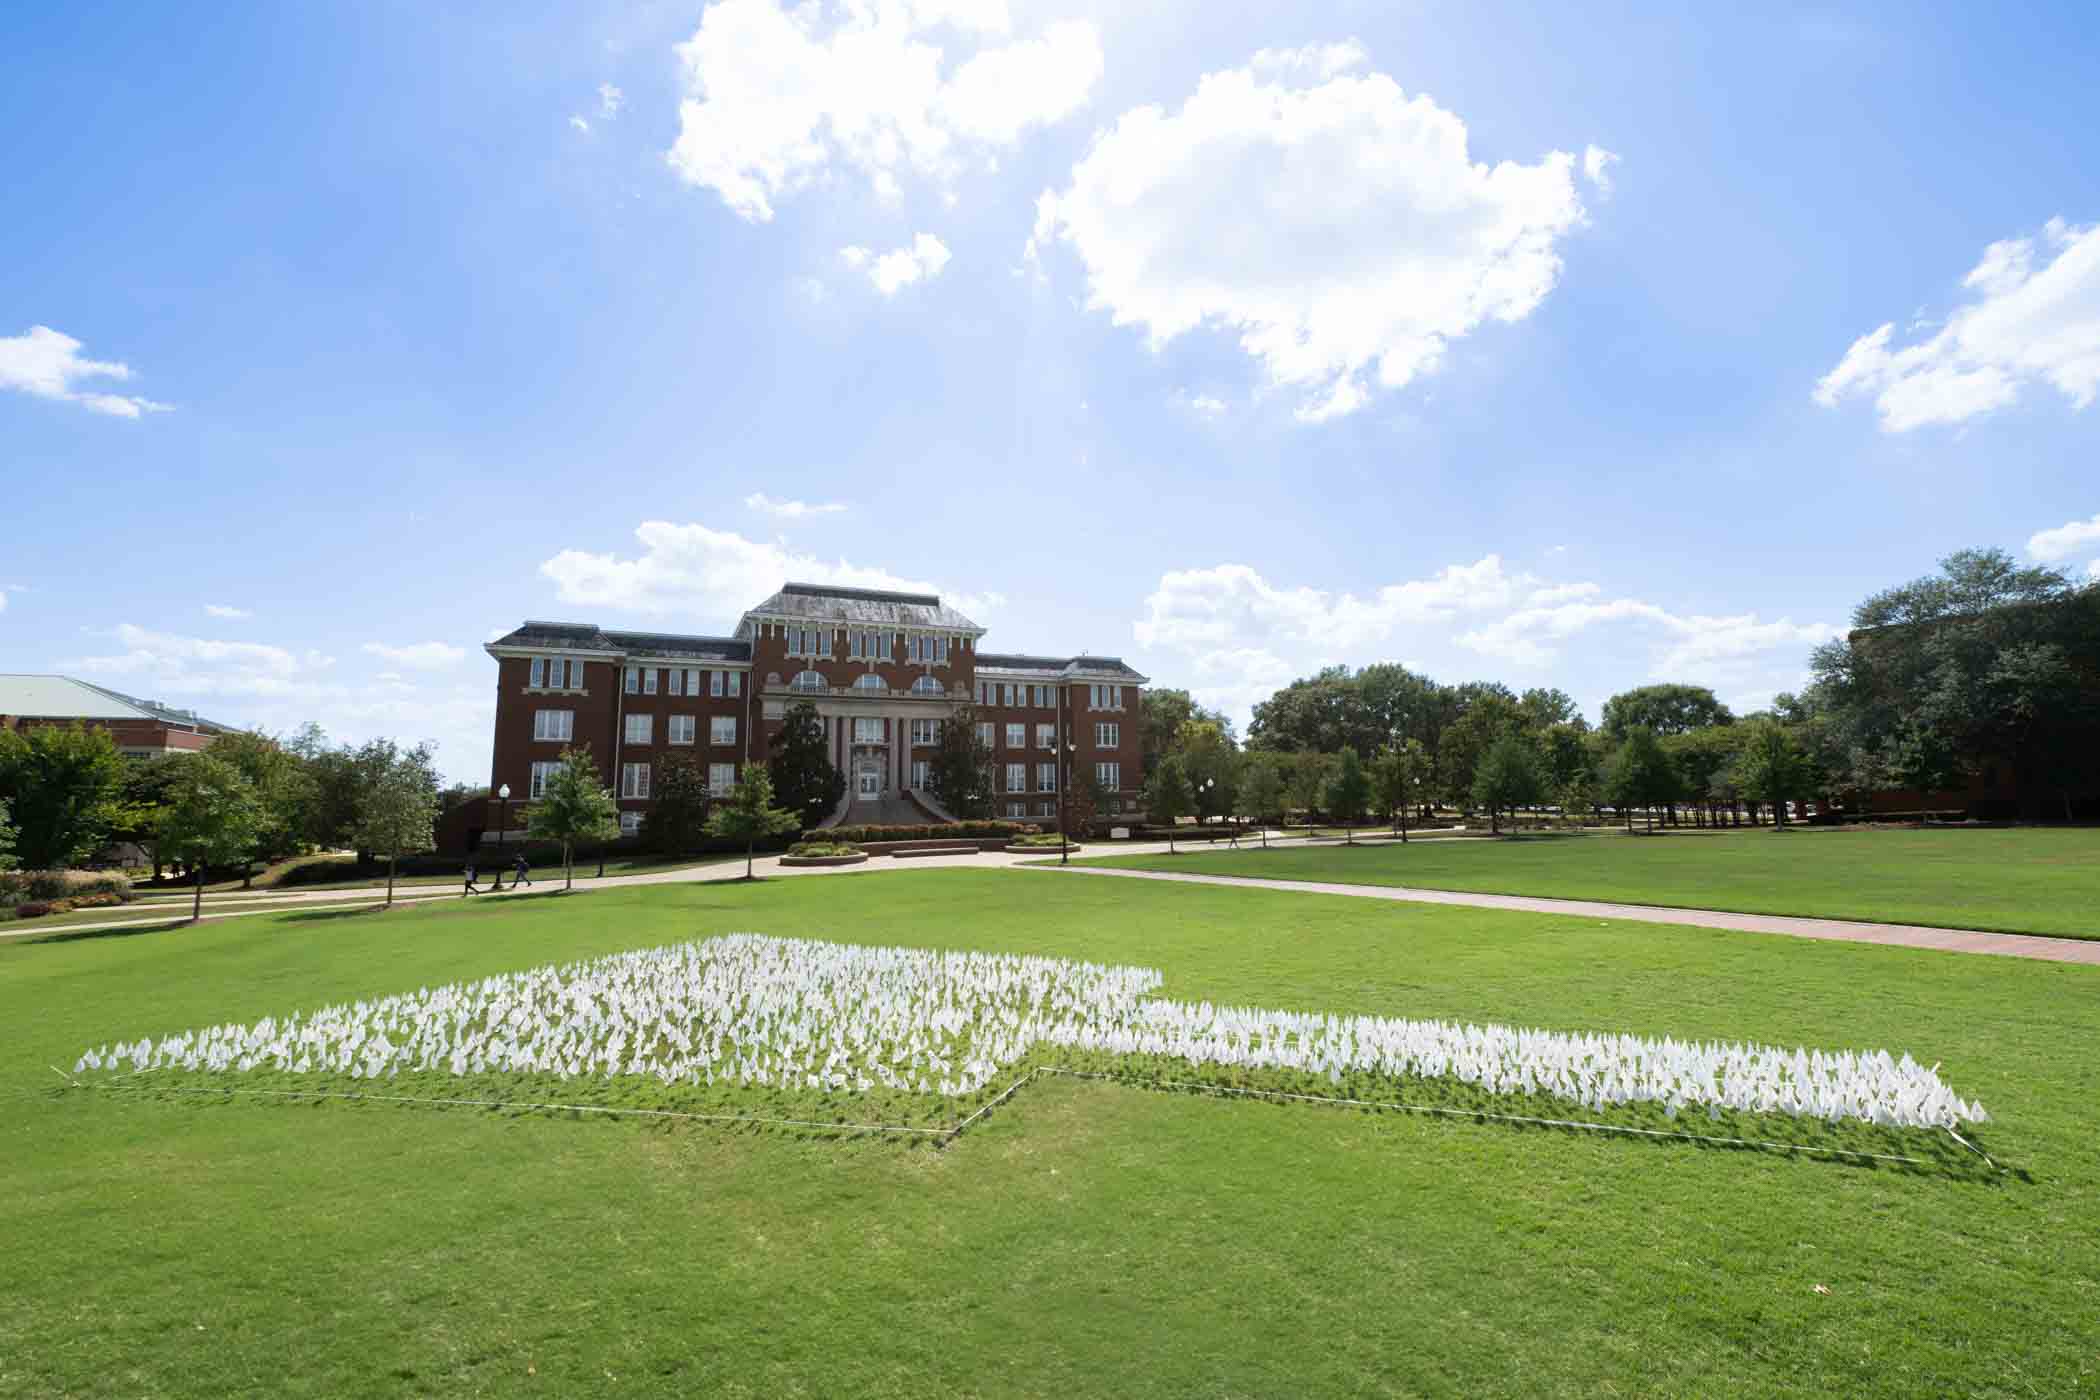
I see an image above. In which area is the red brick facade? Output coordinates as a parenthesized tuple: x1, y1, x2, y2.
(482, 584, 1147, 842)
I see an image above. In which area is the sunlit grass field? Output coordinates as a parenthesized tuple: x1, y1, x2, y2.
(6, 869, 2096, 1396)
(1076, 826, 2100, 938)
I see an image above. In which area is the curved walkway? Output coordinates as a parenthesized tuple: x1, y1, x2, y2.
(11, 837, 2098, 966)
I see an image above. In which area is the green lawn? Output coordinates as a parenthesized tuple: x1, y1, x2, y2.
(1076, 826, 2100, 938)
(6, 870, 2096, 1396)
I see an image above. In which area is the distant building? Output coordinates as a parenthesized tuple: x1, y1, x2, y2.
(0, 675, 237, 756)
(481, 582, 1148, 842)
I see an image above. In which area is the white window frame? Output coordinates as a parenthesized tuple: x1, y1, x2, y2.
(667, 669, 683, 697)
(910, 718, 940, 746)
(726, 670, 741, 697)
(911, 760, 930, 788)
(686, 668, 702, 696)
(1036, 723, 1055, 750)
(620, 761, 651, 800)
(976, 722, 994, 750)
(854, 674, 886, 692)
(624, 665, 639, 695)
(668, 715, 696, 745)
(529, 657, 546, 688)
(1006, 801, 1025, 819)
(643, 667, 659, 695)
(619, 811, 642, 835)
(1096, 722, 1119, 748)
(710, 670, 725, 698)
(708, 762, 737, 794)
(852, 717, 883, 744)
(912, 675, 942, 695)
(1037, 763, 1056, 793)
(625, 713, 653, 746)
(1096, 761, 1121, 791)
(710, 715, 737, 746)
(1005, 763, 1026, 793)
(791, 670, 825, 692)
(1005, 723, 1025, 749)
(529, 760, 559, 799)
(533, 709, 574, 743)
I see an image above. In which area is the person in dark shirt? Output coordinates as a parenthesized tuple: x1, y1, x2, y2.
(512, 853, 533, 888)
(463, 862, 481, 895)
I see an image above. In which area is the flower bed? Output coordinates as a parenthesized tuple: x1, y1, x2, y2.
(75, 935, 1988, 1131)
(781, 841, 868, 867)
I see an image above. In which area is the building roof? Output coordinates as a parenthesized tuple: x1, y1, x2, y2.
(743, 581, 984, 633)
(975, 652, 1149, 682)
(486, 622, 749, 662)
(0, 675, 239, 732)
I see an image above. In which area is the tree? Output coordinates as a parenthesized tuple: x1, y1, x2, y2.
(1146, 756, 1193, 853)
(1601, 684, 1735, 739)
(1324, 748, 1371, 843)
(155, 753, 263, 921)
(645, 751, 713, 854)
(1141, 689, 1231, 780)
(0, 798, 16, 872)
(1605, 727, 1680, 833)
(1060, 760, 1102, 844)
(928, 702, 996, 819)
(1372, 738, 1431, 841)
(1731, 719, 1805, 829)
(208, 730, 311, 886)
(108, 756, 182, 880)
(0, 723, 129, 870)
(703, 766, 800, 879)
(1238, 756, 1285, 847)
(526, 745, 620, 890)
(348, 740, 442, 905)
(768, 700, 845, 829)
(1285, 752, 1332, 835)
(1435, 690, 1522, 813)
(1176, 718, 1239, 821)
(1471, 735, 1544, 835)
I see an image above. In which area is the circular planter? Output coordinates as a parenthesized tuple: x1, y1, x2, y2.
(779, 852, 870, 867)
(1004, 842, 1082, 855)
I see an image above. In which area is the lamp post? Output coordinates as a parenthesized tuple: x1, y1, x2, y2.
(1060, 740, 1077, 866)
(492, 784, 510, 890)
(1197, 777, 1215, 843)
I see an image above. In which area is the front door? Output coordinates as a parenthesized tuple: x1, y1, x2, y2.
(857, 769, 881, 800)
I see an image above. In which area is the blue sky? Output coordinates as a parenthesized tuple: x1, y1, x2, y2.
(5, 0, 2099, 783)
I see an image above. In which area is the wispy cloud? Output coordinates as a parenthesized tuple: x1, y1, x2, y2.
(1, 325, 172, 418)
(745, 491, 846, 519)
(361, 641, 467, 669)
(204, 604, 252, 620)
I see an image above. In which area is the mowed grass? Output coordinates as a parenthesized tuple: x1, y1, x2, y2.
(5, 870, 2098, 1397)
(1076, 826, 2100, 938)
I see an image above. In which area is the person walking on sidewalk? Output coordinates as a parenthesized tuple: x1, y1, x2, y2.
(463, 862, 481, 896)
(512, 853, 533, 888)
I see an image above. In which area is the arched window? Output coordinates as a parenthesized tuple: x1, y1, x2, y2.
(911, 675, 943, 696)
(853, 673, 886, 692)
(791, 670, 826, 692)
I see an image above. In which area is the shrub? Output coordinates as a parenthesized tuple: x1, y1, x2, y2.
(14, 900, 57, 918)
(0, 870, 132, 902)
(816, 821, 1039, 844)
(787, 841, 863, 858)
(1008, 832, 1075, 848)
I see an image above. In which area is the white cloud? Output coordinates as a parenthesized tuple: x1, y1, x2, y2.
(1136, 556, 1537, 653)
(839, 232, 951, 294)
(667, 0, 1101, 221)
(599, 83, 625, 118)
(1458, 600, 1839, 676)
(360, 641, 468, 669)
(2089, 559, 2100, 579)
(570, 114, 591, 133)
(745, 491, 847, 519)
(0, 325, 172, 418)
(539, 520, 1003, 621)
(203, 604, 253, 620)
(1028, 49, 1599, 421)
(1185, 393, 1226, 417)
(1581, 143, 1619, 196)
(2027, 511, 2100, 562)
(1815, 218, 2100, 431)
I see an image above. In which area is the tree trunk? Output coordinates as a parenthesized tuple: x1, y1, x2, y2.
(241, 859, 254, 890)
(745, 834, 755, 880)
(385, 853, 396, 907)
(192, 864, 204, 922)
(565, 843, 574, 890)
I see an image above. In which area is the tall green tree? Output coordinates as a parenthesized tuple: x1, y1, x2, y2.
(1605, 727, 1680, 834)
(767, 700, 846, 828)
(1237, 755, 1285, 847)
(1731, 719, 1806, 829)
(349, 739, 442, 905)
(155, 753, 264, 920)
(1371, 738, 1432, 841)
(1176, 717, 1239, 822)
(1146, 756, 1193, 853)
(703, 766, 801, 880)
(0, 723, 128, 869)
(1471, 734, 1544, 835)
(0, 797, 16, 872)
(526, 746, 620, 890)
(108, 756, 182, 879)
(645, 751, 713, 854)
(1600, 685, 1735, 739)
(1436, 691, 1521, 812)
(1140, 690, 1232, 779)
(1324, 747, 1371, 844)
(927, 702, 996, 819)
(1285, 752, 1332, 835)
(208, 729, 311, 885)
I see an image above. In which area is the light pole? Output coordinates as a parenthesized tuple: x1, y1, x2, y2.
(492, 784, 511, 889)
(1197, 777, 1214, 843)
(1060, 740, 1077, 865)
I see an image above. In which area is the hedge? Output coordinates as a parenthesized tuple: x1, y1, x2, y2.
(1, 870, 132, 904)
(817, 821, 1042, 844)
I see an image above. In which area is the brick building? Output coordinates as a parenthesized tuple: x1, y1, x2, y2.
(0, 675, 236, 755)
(481, 583, 1147, 843)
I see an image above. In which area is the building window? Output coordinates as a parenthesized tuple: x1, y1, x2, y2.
(1004, 684, 1018, 707)
(709, 670, 724, 697)
(975, 722, 994, 750)
(1037, 763, 1056, 793)
(644, 668, 659, 695)
(1005, 723, 1024, 748)
(624, 665, 640, 695)
(711, 716, 737, 746)
(854, 674, 886, 692)
(686, 668, 702, 696)
(620, 762, 651, 799)
(977, 681, 991, 705)
(1036, 723, 1055, 750)
(852, 717, 883, 744)
(708, 762, 737, 793)
(1105, 795, 1122, 815)
(1096, 761, 1121, 791)
(1089, 683, 1123, 710)
(625, 713, 652, 745)
(533, 710, 574, 743)
(791, 670, 825, 692)
(912, 676, 942, 696)
(910, 718, 940, 746)
(620, 811, 641, 836)
(1005, 763, 1026, 793)
(1006, 802, 1025, 819)
(763, 699, 786, 720)
(529, 760, 559, 798)
(530, 657, 546, 688)
(1038, 802, 1054, 818)
(667, 669, 683, 697)
(1095, 722, 1120, 748)
(911, 760, 930, 788)
(727, 671, 741, 697)
(669, 715, 696, 745)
